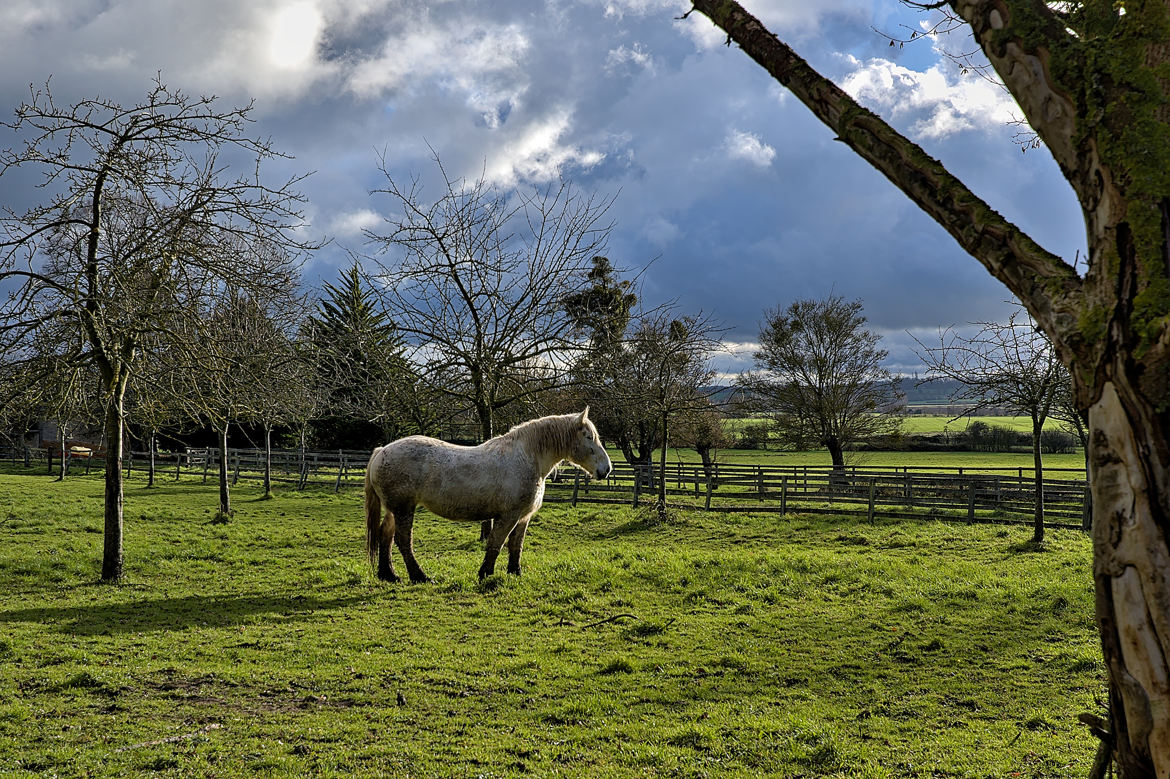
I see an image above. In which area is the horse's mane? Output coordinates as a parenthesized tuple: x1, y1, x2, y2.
(501, 413, 577, 457)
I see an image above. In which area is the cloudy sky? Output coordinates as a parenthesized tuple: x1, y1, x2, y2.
(0, 0, 1084, 374)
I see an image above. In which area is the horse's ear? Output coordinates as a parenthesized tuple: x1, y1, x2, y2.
(579, 407, 590, 424)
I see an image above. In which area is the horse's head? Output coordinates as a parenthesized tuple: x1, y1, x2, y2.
(569, 407, 612, 479)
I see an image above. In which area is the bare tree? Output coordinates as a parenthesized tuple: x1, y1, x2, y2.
(0, 79, 313, 579)
(673, 398, 729, 484)
(234, 291, 308, 500)
(739, 295, 903, 471)
(597, 309, 724, 518)
(686, 2, 1170, 773)
(365, 154, 614, 440)
(914, 309, 1065, 542)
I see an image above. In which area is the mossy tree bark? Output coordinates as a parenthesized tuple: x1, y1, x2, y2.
(687, 1, 1170, 774)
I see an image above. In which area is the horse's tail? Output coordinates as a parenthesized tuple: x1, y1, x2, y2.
(365, 448, 384, 570)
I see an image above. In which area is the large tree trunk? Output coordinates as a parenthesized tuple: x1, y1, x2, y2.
(101, 394, 124, 582)
(825, 435, 845, 472)
(1090, 379, 1170, 777)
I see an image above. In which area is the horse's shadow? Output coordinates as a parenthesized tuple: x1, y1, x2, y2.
(0, 591, 370, 636)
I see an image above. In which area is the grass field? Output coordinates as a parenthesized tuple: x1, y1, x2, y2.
(0, 468, 1103, 777)
(656, 446, 1087, 475)
(727, 415, 1070, 436)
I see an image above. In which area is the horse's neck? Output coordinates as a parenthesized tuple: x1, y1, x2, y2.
(512, 419, 570, 476)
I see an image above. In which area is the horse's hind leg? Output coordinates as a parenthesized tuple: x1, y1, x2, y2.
(377, 509, 399, 583)
(392, 505, 430, 584)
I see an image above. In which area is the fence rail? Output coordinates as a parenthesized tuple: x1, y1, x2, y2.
(1, 446, 1090, 530)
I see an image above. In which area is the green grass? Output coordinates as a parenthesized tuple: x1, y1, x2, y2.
(725, 414, 1065, 437)
(899, 415, 1062, 435)
(0, 468, 1103, 777)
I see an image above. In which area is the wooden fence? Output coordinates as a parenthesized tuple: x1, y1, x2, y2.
(2, 446, 1091, 530)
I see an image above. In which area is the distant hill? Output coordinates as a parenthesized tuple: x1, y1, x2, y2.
(709, 378, 1008, 414)
(901, 377, 965, 406)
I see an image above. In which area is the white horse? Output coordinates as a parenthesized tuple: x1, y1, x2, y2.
(364, 408, 612, 582)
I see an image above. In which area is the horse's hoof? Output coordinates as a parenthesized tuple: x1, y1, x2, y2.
(410, 574, 431, 584)
(378, 571, 400, 583)
(507, 566, 521, 576)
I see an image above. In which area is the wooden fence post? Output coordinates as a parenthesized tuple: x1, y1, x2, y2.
(867, 478, 876, 522)
(757, 466, 765, 497)
(232, 452, 241, 486)
(705, 475, 713, 511)
(781, 477, 787, 517)
(175, 453, 182, 481)
(572, 471, 580, 508)
(967, 481, 977, 523)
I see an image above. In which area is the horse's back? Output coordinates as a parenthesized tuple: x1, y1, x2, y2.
(367, 435, 537, 521)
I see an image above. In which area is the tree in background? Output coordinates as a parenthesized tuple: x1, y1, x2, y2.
(739, 295, 903, 471)
(366, 154, 614, 440)
(673, 398, 729, 484)
(0, 79, 313, 580)
(633, 313, 722, 516)
(304, 263, 414, 450)
(915, 308, 1066, 542)
(687, 2, 1170, 771)
(235, 292, 308, 499)
(563, 256, 638, 352)
(563, 256, 654, 467)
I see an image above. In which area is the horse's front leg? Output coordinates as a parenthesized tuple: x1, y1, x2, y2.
(506, 515, 533, 576)
(478, 514, 521, 581)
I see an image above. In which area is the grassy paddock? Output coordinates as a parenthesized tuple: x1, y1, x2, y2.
(0, 469, 1102, 777)
(652, 446, 1086, 475)
(725, 415, 1068, 437)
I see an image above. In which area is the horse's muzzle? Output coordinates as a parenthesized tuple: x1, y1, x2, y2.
(595, 463, 611, 479)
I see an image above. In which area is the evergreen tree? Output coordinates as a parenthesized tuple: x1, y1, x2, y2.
(305, 264, 414, 449)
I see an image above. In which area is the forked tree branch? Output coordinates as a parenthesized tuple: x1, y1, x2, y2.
(684, 0, 1084, 356)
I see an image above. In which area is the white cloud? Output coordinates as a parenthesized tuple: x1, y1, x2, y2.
(725, 129, 776, 167)
(485, 109, 605, 187)
(268, 1, 323, 70)
(329, 208, 382, 238)
(605, 43, 655, 75)
(840, 55, 1019, 140)
(346, 20, 530, 115)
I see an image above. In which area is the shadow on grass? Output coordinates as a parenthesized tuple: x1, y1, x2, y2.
(0, 591, 370, 635)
